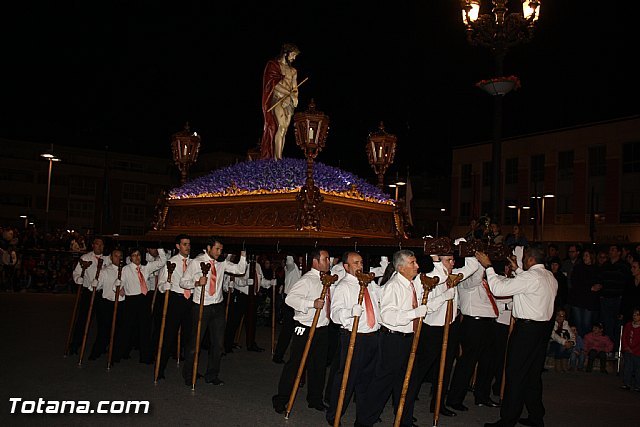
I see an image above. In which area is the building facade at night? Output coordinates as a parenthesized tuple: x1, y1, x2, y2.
(0, 139, 240, 236)
(450, 115, 640, 243)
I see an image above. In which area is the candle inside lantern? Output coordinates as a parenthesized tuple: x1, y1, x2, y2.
(378, 146, 383, 159)
(371, 141, 377, 162)
(309, 127, 314, 142)
(183, 144, 188, 156)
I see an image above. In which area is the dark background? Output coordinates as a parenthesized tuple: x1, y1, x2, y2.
(1, 1, 636, 179)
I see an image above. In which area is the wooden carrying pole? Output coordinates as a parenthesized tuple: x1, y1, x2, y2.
(150, 275, 159, 313)
(271, 283, 276, 354)
(176, 326, 181, 367)
(154, 261, 176, 383)
(64, 259, 91, 356)
(225, 276, 234, 321)
(500, 315, 515, 402)
(191, 262, 211, 390)
(284, 271, 338, 420)
(333, 271, 375, 427)
(393, 273, 440, 427)
(78, 258, 104, 366)
(107, 262, 124, 370)
(433, 273, 462, 427)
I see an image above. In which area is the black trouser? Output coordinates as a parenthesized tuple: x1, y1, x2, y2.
(499, 320, 552, 427)
(447, 316, 496, 405)
(273, 298, 295, 360)
(273, 322, 328, 409)
(90, 293, 120, 359)
(71, 287, 93, 352)
(403, 321, 460, 427)
(358, 330, 413, 427)
(324, 322, 342, 403)
(224, 290, 247, 351)
(157, 291, 193, 376)
(183, 301, 226, 382)
(587, 349, 608, 372)
(491, 321, 510, 397)
(115, 294, 153, 363)
(326, 331, 379, 422)
(148, 290, 163, 354)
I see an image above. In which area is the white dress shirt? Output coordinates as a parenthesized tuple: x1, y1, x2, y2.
(284, 262, 301, 295)
(457, 258, 497, 318)
(285, 268, 332, 328)
(424, 257, 480, 326)
(72, 251, 111, 289)
(330, 273, 381, 333)
(146, 252, 161, 291)
(486, 263, 558, 322)
(119, 249, 167, 296)
(331, 262, 346, 283)
(157, 254, 191, 296)
(495, 297, 513, 326)
(98, 264, 125, 302)
(380, 272, 431, 333)
(180, 252, 247, 305)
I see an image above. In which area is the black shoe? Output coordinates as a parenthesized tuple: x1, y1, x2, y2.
(439, 407, 456, 417)
(225, 348, 234, 354)
(272, 395, 285, 414)
(88, 354, 99, 361)
(247, 344, 265, 352)
(232, 343, 241, 349)
(476, 398, 501, 408)
(448, 402, 468, 411)
(272, 357, 285, 364)
(308, 402, 328, 411)
(518, 418, 541, 426)
(205, 377, 224, 385)
(620, 385, 631, 390)
(156, 373, 166, 381)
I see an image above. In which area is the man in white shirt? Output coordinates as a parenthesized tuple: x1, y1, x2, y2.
(272, 249, 332, 414)
(272, 255, 301, 364)
(477, 244, 557, 427)
(357, 249, 429, 427)
(180, 236, 247, 386)
(155, 234, 193, 380)
(70, 236, 110, 354)
(447, 252, 502, 411)
(401, 246, 479, 425)
(88, 248, 124, 361)
(326, 251, 381, 425)
(113, 246, 166, 364)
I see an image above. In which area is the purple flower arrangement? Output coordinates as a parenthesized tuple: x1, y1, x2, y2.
(169, 158, 393, 204)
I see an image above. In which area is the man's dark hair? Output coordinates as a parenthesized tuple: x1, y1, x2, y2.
(341, 251, 359, 265)
(308, 248, 328, 270)
(175, 234, 190, 245)
(205, 236, 223, 248)
(526, 244, 546, 265)
(548, 243, 558, 251)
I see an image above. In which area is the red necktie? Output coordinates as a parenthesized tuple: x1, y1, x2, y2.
(363, 286, 376, 329)
(183, 258, 191, 299)
(137, 266, 148, 295)
(410, 281, 419, 332)
(209, 260, 217, 296)
(325, 286, 332, 320)
(482, 279, 499, 317)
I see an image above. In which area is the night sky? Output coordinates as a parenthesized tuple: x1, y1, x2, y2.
(1, 1, 636, 179)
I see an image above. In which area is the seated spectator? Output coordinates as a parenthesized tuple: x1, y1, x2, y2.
(504, 224, 528, 248)
(488, 222, 504, 244)
(621, 308, 640, 391)
(568, 325, 585, 371)
(584, 322, 614, 373)
(549, 309, 575, 372)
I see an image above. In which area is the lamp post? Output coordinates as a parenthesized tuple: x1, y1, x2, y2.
(40, 145, 61, 233)
(531, 193, 554, 241)
(460, 0, 542, 224)
(293, 99, 330, 231)
(388, 175, 406, 201)
(366, 122, 397, 190)
(171, 122, 201, 185)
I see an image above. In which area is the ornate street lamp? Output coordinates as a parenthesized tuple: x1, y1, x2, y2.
(366, 122, 397, 190)
(293, 99, 330, 231)
(459, 0, 541, 224)
(40, 144, 61, 233)
(171, 122, 201, 185)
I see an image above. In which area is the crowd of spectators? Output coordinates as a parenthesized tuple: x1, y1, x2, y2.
(0, 225, 93, 293)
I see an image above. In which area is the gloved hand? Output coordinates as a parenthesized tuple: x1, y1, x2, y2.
(161, 282, 172, 292)
(91, 279, 98, 289)
(454, 237, 467, 245)
(114, 279, 122, 290)
(443, 287, 456, 301)
(352, 304, 363, 317)
(76, 277, 84, 285)
(413, 305, 427, 319)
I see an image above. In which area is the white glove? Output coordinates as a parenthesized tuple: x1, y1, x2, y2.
(161, 282, 172, 292)
(90, 279, 98, 289)
(454, 237, 467, 245)
(413, 305, 427, 319)
(443, 287, 456, 301)
(113, 279, 122, 290)
(76, 277, 84, 285)
(351, 304, 363, 317)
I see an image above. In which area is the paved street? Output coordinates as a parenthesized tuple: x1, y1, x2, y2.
(1, 293, 638, 426)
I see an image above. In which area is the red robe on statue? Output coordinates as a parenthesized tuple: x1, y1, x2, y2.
(260, 59, 283, 159)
